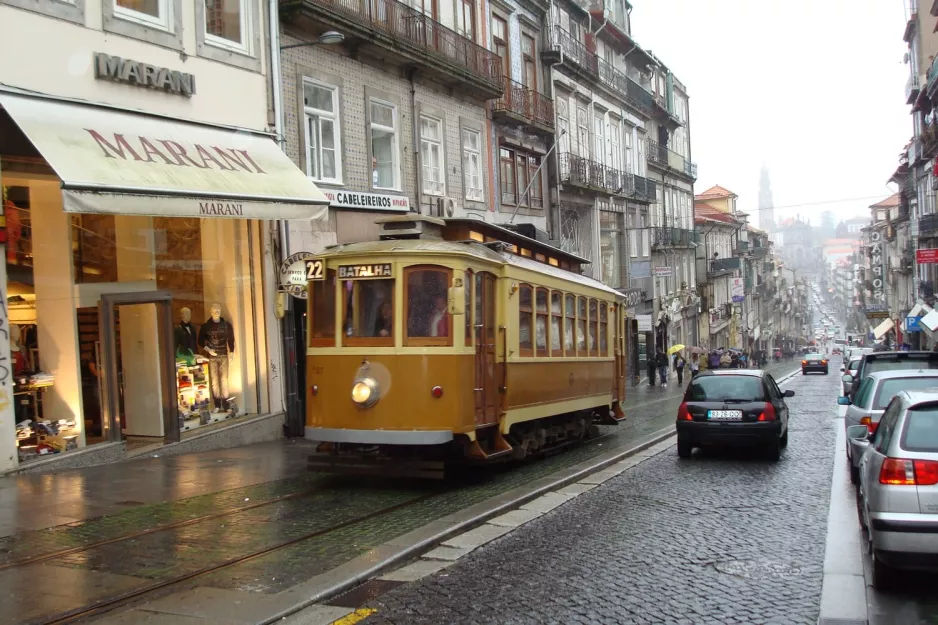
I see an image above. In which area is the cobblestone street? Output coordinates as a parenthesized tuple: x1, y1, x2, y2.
(362, 368, 841, 624)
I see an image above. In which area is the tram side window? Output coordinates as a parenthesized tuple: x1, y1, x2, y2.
(405, 266, 452, 345)
(550, 292, 563, 357)
(535, 288, 549, 356)
(588, 299, 597, 356)
(310, 269, 337, 347)
(342, 278, 394, 343)
(577, 297, 587, 355)
(519, 284, 533, 354)
(465, 270, 473, 347)
(564, 294, 575, 354)
(600, 303, 608, 356)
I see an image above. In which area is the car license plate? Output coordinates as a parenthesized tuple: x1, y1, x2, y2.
(708, 410, 742, 421)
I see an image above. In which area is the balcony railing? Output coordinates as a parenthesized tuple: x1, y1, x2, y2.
(287, 0, 502, 91)
(646, 139, 697, 180)
(558, 153, 622, 193)
(493, 77, 554, 129)
(651, 226, 697, 248)
(709, 257, 741, 275)
(907, 72, 921, 104)
(928, 54, 938, 97)
(735, 240, 749, 255)
(631, 174, 656, 202)
(922, 124, 938, 159)
(549, 27, 597, 76)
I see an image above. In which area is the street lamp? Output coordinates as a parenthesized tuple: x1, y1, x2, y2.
(281, 30, 345, 50)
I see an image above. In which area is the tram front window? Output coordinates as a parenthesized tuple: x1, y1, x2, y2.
(406, 267, 451, 340)
(343, 279, 394, 340)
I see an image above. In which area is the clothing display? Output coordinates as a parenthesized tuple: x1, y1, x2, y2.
(175, 321, 198, 355)
(198, 317, 235, 356)
(208, 356, 229, 410)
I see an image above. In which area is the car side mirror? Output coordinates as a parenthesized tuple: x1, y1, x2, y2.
(846, 424, 870, 441)
(841, 374, 852, 384)
(783, 390, 795, 398)
(840, 366, 845, 372)
(837, 396, 850, 406)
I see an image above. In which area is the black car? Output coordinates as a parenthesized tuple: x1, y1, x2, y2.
(676, 370, 794, 461)
(846, 350, 938, 402)
(801, 353, 828, 375)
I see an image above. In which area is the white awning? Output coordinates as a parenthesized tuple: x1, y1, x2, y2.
(921, 309, 938, 334)
(0, 92, 329, 220)
(873, 318, 895, 340)
(909, 303, 924, 318)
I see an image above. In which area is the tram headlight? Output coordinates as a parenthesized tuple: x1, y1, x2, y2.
(351, 377, 380, 408)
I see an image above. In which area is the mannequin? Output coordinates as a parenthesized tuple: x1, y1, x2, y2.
(9, 325, 27, 376)
(197, 303, 234, 413)
(174, 307, 198, 359)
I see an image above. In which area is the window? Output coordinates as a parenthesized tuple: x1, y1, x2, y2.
(370, 100, 400, 190)
(310, 269, 337, 347)
(588, 299, 597, 356)
(874, 377, 938, 409)
(577, 297, 587, 354)
(522, 34, 537, 91)
(687, 376, 766, 402)
(499, 147, 542, 208)
(204, 0, 248, 50)
(462, 129, 483, 201)
(901, 406, 938, 452)
(304, 80, 341, 183)
(564, 294, 575, 354)
(535, 288, 549, 357)
(600, 303, 608, 356)
(550, 292, 563, 356)
(411, 0, 435, 17)
(577, 106, 590, 157)
(624, 130, 633, 172)
(557, 97, 570, 154)
(342, 278, 394, 346)
(465, 270, 473, 347)
(115, 0, 170, 29)
(493, 16, 510, 80)
(420, 115, 445, 196)
(600, 212, 623, 289)
(593, 112, 604, 162)
(455, 0, 475, 41)
(405, 266, 452, 345)
(640, 212, 650, 256)
(519, 284, 533, 355)
(608, 121, 621, 172)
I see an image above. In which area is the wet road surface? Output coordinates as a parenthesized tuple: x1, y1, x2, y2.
(0, 361, 799, 624)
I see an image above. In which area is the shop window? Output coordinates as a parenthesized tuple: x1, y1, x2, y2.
(309, 270, 337, 347)
(564, 294, 575, 354)
(535, 287, 549, 357)
(465, 270, 473, 347)
(405, 266, 452, 346)
(600, 302, 609, 356)
(550, 292, 563, 357)
(589, 299, 597, 356)
(342, 278, 394, 346)
(519, 284, 533, 355)
(577, 296, 587, 355)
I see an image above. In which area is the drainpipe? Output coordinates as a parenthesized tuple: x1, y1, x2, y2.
(409, 68, 421, 214)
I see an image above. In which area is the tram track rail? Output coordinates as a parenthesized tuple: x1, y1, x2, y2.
(27, 490, 441, 625)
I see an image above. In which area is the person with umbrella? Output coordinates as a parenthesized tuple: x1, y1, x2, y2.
(656, 348, 669, 388)
(671, 348, 686, 385)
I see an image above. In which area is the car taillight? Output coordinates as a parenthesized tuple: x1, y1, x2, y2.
(677, 402, 692, 421)
(821, 359, 827, 365)
(801, 360, 807, 365)
(880, 458, 938, 486)
(859, 416, 878, 434)
(758, 402, 776, 421)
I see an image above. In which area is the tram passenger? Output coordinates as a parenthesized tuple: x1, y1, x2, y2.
(374, 301, 393, 337)
(428, 296, 449, 337)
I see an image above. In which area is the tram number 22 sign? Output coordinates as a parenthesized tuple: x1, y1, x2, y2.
(279, 252, 325, 299)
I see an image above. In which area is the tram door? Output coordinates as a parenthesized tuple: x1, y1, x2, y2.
(474, 272, 498, 426)
(614, 305, 627, 402)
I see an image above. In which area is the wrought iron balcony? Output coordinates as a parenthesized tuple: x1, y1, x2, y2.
(631, 174, 656, 203)
(558, 153, 623, 193)
(645, 139, 697, 180)
(651, 226, 697, 249)
(282, 0, 503, 98)
(709, 257, 741, 274)
(928, 54, 938, 98)
(920, 212, 938, 236)
(907, 72, 921, 104)
(545, 27, 598, 77)
(921, 124, 938, 160)
(493, 77, 554, 131)
(735, 240, 749, 255)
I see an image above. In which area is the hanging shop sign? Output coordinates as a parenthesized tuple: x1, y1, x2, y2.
(653, 266, 672, 277)
(321, 190, 410, 212)
(731, 277, 745, 303)
(917, 249, 938, 264)
(279, 252, 325, 299)
(865, 304, 889, 319)
(94, 52, 195, 97)
(636, 314, 653, 333)
(869, 230, 885, 306)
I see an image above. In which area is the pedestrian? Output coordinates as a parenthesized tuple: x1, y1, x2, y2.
(647, 357, 656, 387)
(656, 349, 668, 388)
(709, 350, 720, 370)
(674, 353, 686, 385)
(720, 351, 731, 369)
(730, 352, 739, 369)
(690, 354, 700, 379)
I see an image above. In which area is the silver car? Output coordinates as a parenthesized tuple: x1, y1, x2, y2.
(850, 390, 938, 589)
(840, 358, 862, 395)
(839, 371, 938, 484)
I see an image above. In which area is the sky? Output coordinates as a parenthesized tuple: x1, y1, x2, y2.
(631, 0, 911, 229)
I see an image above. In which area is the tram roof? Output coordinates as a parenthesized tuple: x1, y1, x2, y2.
(319, 239, 623, 299)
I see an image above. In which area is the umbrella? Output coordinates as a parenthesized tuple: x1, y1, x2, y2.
(688, 346, 706, 354)
(667, 344, 685, 355)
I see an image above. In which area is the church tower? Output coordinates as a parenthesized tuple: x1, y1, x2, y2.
(758, 165, 776, 233)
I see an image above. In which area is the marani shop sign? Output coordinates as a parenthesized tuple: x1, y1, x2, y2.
(94, 52, 195, 97)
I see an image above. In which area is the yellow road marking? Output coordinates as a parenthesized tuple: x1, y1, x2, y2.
(329, 608, 377, 625)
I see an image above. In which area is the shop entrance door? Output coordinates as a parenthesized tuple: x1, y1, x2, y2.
(99, 291, 177, 444)
(474, 272, 498, 427)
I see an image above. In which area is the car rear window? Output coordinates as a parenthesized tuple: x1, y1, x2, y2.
(806, 354, 823, 359)
(865, 359, 938, 376)
(901, 406, 938, 453)
(848, 359, 861, 371)
(874, 378, 938, 409)
(686, 376, 766, 402)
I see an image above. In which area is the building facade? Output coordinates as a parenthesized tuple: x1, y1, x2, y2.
(0, 1, 329, 472)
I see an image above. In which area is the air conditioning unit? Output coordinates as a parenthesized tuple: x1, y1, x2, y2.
(434, 196, 457, 218)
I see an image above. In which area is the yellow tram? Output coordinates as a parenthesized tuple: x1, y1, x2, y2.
(304, 216, 629, 477)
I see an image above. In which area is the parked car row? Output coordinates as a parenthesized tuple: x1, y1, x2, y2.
(838, 350, 938, 589)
